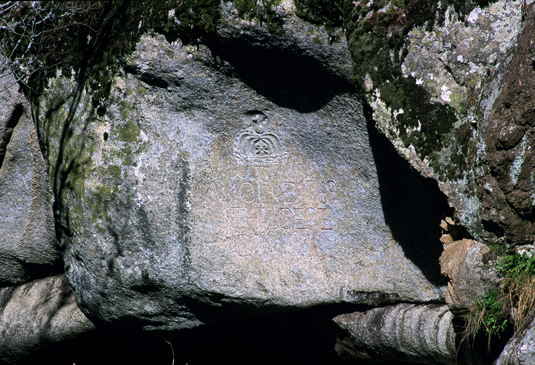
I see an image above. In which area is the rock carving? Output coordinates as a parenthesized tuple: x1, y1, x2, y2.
(234, 113, 288, 166)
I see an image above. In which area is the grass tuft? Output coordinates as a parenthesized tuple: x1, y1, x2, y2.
(462, 251, 535, 351)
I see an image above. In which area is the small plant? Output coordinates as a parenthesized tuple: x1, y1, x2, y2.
(498, 252, 535, 281)
(497, 252, 535, 329)
(459, 100, 468, 116)
(464, 289, 509, 350)
(463, 250, 535, 350)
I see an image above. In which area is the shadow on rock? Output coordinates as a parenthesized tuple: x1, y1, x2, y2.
(208, 36, 355, 113)
(366, 111, 452, 287)
(13, 305, 418, 365)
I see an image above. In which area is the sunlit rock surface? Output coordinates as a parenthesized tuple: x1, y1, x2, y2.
(36, 10, 448, 330)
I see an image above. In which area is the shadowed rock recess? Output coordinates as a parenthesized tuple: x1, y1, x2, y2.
(3, 0, 535, 364)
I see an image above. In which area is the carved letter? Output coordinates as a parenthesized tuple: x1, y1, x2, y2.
(312, 235, 326, 259)
(239, 181, 255, 203)
(278, 208, 294, 230)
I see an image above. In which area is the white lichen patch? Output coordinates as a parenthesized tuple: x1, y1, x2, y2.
(401, 0, 527, 113)
(440, 85, 452, 102)
(510, 135, 529, 186)
(364, 73, 374, 92)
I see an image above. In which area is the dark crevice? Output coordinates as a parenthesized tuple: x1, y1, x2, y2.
(154, 27, 180, 44)
(0, 260, 64, 288)
(453, 314, 512, 364)
(440, 59, 462, 85)
(365, 104, 453, 286)
(14, 303, 370, 365)
(124, 65, 170, 89)
(0, 104, 23, 171)
(176, 161, 191, 278)
(207, 36, 355, 113)
(482, 219, 506, 238)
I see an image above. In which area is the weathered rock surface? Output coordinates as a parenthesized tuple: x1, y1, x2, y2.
(495, 306, 535, 365)
(0, 65, 25, 162)
(333, 303, 457, 365)
(474, 2, 535, 245)
(0, 67, 61, 286)
(0, 275, 95, 363)
(34, 4, 449, 331)
(361, 0, 535, 244)
(439, 239, 500, 311)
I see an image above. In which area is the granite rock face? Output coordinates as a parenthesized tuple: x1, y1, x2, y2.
(0, 275, 95, 363)
(495, 306, 535, 365)
(0, 65, 88, 363)
(0, 67, 61, 286)
(3, 1, 534, 363)
(333, 304, 457, 365)
(35, 5, 448, 330)
(359, 0, 535, 244)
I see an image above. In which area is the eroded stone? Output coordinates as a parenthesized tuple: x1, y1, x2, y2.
(439, 239, 500, 311)
(0, 67, 61, 286)
(334, 303, 457, 365)
(0, 275, 95, 363)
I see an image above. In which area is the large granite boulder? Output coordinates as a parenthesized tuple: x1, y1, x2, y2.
(348, 0, 535, 245)
(34, 3, 449, 330)
(0, 66, 61, 286)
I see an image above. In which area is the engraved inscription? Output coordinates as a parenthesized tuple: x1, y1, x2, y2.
(199, 113, 340, 260)
(204, 166, 337, 260)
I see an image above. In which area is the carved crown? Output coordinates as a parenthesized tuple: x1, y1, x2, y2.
(233, 113, 288, 166)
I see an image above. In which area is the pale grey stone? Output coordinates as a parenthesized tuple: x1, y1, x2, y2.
(0, 275, 95, 363)
(0, 68, 61, 286)
(495, 306, 535, 365)
(35, 12, 447, 330)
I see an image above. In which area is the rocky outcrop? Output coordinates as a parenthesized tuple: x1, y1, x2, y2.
(495, 305, 535, 365)
(439, 239, 500, 311)
(29, 2, 452, 332)
(2, 1, 534, 363)
(0, 66, 93, 363)
(333, 303, 457, 364)
(474, 2, 535, 246)
(355, 0, 535, 245)
(0, 67, 61, 286)
(0, 275, 94, 363)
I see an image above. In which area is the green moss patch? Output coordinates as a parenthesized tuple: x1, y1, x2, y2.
(2, 0, 222, 102)
(116, 121, 140, 143)
(389, 77, 457, 158)
(233, 0, 284, 36)
(295, 0, 344, 41)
